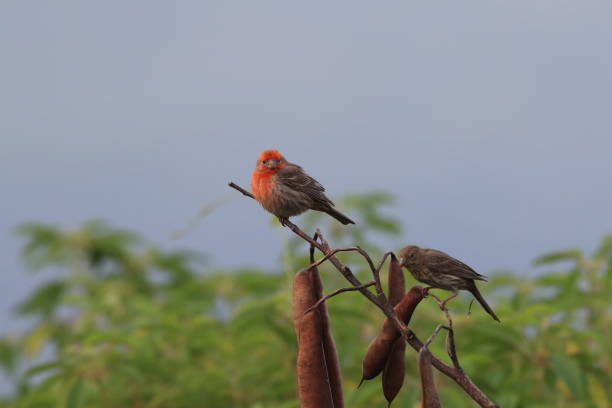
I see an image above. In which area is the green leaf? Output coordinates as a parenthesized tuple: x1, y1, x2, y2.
(24, 360, 64, 379)
(66, 377, 84, 408)
(533, 249, 582, 266)
(15, 280, 65, 317)
(587, 374, 610, 408)
(594, 235, 612, 259)
(0, 339, 19, 374)
(23, 324, 53, 357)
(550, 352, 586, 400)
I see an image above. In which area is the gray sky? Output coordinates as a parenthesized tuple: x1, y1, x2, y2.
(2, 1, 612, 334)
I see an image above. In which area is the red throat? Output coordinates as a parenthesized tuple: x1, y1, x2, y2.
(251, 168, 276, 200)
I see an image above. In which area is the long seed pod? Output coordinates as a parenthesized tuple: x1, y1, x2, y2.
(292, 268, 318, 333)
(418, 347, 441, 408)
(312, 265, 344, 408)
(360, 286, 425, 384)
(382, 336, 406, 406)
(387, 253, 406, 307)
(381, 254, 407, 406)
(293, 268, 334, 408)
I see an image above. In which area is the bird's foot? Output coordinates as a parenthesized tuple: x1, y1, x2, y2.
(278, 217, 289, 227)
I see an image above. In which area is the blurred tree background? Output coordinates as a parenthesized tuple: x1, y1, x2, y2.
(0, 193, 610, 407)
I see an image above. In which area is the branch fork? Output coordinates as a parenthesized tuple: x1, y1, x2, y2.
(229, 181, 498, 408)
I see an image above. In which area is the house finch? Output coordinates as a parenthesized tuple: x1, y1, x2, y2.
(398, 245, 500, 322)
(250, 149, 355, 225)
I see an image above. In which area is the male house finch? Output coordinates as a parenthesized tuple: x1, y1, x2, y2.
(398, 245, 500, 322)
(250, 149, 355, 225)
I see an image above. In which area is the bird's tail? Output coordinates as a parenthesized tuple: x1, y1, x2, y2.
(324, 207, 355, 225)
(467, 282, 500, 322)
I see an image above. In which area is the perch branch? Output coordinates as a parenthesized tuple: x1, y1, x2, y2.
(309, 247, 375, 271)
(228, 182, 255, 199)
(308, 246, 384, 298)
(228, 181, 498, 408)
(426, 293, 461, 369)
(424, 324, 451, 349)
(375, 251, 396, 276)
(303, 281, 377, 315)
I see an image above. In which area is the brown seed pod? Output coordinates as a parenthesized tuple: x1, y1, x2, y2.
(293, 268, 334, 408)
(312, 266, 344, 408)
(418, 347, 441, 408)
(296, 312, 334, 408)
(382, 336, 406, 406)
(387, 253, 406, 307)
(360, 286, 425, 384)
(292, 268, 318, 333)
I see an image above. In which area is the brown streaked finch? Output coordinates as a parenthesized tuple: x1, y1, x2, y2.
(398, 245, 500, 322)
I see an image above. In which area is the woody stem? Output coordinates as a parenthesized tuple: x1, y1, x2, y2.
(228, 181, 498, 408)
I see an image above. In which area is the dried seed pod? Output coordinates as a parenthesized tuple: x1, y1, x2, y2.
(360, 286, 425, 384)
(296, 312, 334, 408)
(382, 336, 406, 406)
(293, 268, 334, 408)
(312, 266, 344, 408)
(360, 320, 398, 385)
(418, 347, 441, 408)
(292, 268, 318, 333)
(387, 253, 405, 306)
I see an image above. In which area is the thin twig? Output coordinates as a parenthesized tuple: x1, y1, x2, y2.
(308, 246, 385, 298)
(424, 324, 451, 349)
(314, 228, 403, 331)
(425, 293, 461, 369)
(304, 281, 377, 315)
(228, 182, 255, 199)
(359, 245, 386, 299)
(375, 251, 396, 276)
(468, 298, 475, 316)
(309, 233, 319, 264)
(228, 182, 499, 408)
(309, 247, 373, 270)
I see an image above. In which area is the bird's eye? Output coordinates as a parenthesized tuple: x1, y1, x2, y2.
(262, 160, 268, 164)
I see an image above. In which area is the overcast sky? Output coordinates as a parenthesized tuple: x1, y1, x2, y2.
(2, 1, 612, 334)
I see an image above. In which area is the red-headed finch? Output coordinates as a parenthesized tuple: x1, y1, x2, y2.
(398, 245, 500, 322)
(250, 149, 355, 225)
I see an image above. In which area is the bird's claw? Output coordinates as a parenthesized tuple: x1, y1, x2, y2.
(278, 217, 289, 227)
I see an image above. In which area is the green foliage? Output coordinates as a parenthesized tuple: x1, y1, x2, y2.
(1, 199, 610, 407)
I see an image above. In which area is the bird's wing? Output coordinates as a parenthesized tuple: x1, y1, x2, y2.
(276, 163, 333, 205)
(425, 249, 487, 281)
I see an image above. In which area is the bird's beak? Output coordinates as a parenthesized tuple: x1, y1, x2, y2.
(265, 159, 280, 169)
(398, 257, 405, 266)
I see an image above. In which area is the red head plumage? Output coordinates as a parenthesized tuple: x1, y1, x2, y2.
(255, 149, 287, 171)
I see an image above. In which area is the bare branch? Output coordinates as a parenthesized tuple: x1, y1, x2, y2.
(424, 324, 451, 349)
(228, 182, 255, 199)
(313, 229, 404, 331)
(425, 293, 461, 369)
(376, 251, 396, 275)
(229, 182, 499, 408)
(309, 247, 372, 270)
(304, 281, 377, 315)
